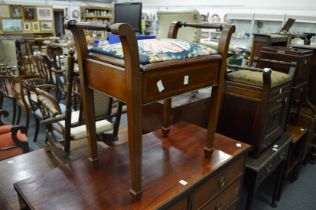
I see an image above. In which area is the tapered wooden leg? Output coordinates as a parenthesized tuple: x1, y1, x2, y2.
(126, 92, 143, 200)
(83, 88, 98, 166)
(162, 98, 171, 137)
(205, 86, 220, 158)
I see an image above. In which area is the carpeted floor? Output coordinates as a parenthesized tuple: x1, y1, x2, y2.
(2, 97, 315, 210)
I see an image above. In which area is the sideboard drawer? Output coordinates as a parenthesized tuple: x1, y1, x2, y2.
(191, 156, 244, 210)
(159, 195, 188, 210)
(199, 176, 242, 210)
(257, 143, 289, 183)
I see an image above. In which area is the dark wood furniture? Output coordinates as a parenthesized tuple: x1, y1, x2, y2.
(14, 122, 250, 210)
(259, 46, 315, 117)
(218, 65, 292, 157)
(244, 132, 291, 210)
(65, 20, 235, 198)
(292, 44, 316, 105)
(249, 34, 290, 65)
(285, 114, 312, 182)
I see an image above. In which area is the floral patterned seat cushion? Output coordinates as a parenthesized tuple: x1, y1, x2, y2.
(90, 39, 218, 65)
(227, 70, 292, 88)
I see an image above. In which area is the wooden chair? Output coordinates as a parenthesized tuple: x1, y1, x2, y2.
(35, 50, 120, 159)
(0, 109, 29, 160)
(218, 61, 295, 157)
(0, 69, 20, 124)
(22, 78, 64, 142)
(66, 20, 235, 198)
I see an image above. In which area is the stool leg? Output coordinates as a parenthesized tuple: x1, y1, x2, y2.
(162, 98, 171, 137)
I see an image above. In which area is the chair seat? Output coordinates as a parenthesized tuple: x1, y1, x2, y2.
(227, 70, 292, 87)
(0, 125, 12, 134)
(0, 129, 27, 160)
(90, 38, 218, 65)
(34, 103, 66, 119)
(56, 111, 113, 140)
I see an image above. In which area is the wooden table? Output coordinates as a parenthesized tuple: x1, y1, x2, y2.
(0, 126, 128, 210)
(243, 133, 292, 210)
(14, 122, 250, 210)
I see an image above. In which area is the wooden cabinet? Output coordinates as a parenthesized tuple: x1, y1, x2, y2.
(14, 122, 250, 210)
(218, 73, 292, 157)
(244, 133, 292, 210)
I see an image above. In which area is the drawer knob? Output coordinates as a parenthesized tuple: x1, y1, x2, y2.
(215, 203, 223, 210)
(279, 151, 286, 160)
(265, 163, 273, 173)
(218, 176, 226, 188)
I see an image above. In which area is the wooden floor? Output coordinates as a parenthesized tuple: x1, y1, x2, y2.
(0, 126, 128, 210)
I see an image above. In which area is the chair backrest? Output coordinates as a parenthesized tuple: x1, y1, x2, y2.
(157, 10, 202, 42)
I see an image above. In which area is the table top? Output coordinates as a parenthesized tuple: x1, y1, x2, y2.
(14, 122, 249, 210)
(246, 132, 292, 171)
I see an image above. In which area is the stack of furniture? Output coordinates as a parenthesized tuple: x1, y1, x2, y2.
(12, 20, 253, 209)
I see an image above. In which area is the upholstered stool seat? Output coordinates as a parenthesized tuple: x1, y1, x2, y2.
(227, 69, 292, 87)
(90, 38, 218, 65)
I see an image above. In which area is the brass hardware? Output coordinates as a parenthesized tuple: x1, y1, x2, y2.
(265, 163, 273, 173)
(215, 203, 222, 210)
(218, 176, 226, 188)
(279, 151, 286, 160)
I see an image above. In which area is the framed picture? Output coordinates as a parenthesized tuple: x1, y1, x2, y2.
(40, 21, 53, 31)
(0, 5, 10, 18)
(32, 22, 40, 32)
(37, 7, 53, 20)
(24, 22, 31, 31)
(23, 7, 36, 21)
(11, 5, 22, 18)
(2, 19, 23, 33)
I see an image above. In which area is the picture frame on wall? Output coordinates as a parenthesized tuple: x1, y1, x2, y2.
(32, 22, 40, 32)
(24, 22, 31, 31)
(11, 5, 22, 18)
(23, 7, 36, 21)
(0, 5, 10, 18)
(2, 19, 23, 33)
(37, 7, 53, 20)
(40, 21, 53, 31)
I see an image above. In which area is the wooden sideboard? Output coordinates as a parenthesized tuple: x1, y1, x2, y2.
(14, 122, 249, 210)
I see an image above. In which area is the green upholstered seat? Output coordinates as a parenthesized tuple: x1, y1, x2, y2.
(227, 70, 292, 87)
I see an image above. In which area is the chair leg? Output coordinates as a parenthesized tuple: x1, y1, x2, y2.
(33, 117, 40, 142)
(12, 99, 17, 124)
(0, 93, 3, 109)
(16, 106, 21, 124)
(25, 111, 30, 134)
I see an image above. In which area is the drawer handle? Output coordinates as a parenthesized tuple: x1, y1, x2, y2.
(265, 163, 273, 173)
(218, 176, 226, 188)
(279, 151, 286, 160)
(215, 203, 223, 210)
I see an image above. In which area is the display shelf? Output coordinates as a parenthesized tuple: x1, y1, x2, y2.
(80, 6, 113, 23)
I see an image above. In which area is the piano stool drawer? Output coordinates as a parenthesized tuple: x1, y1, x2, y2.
(199, 176, 242, 210)
(191, 156, 245, 210)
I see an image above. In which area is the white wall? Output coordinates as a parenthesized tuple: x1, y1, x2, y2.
(117, 0, 316, 18)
